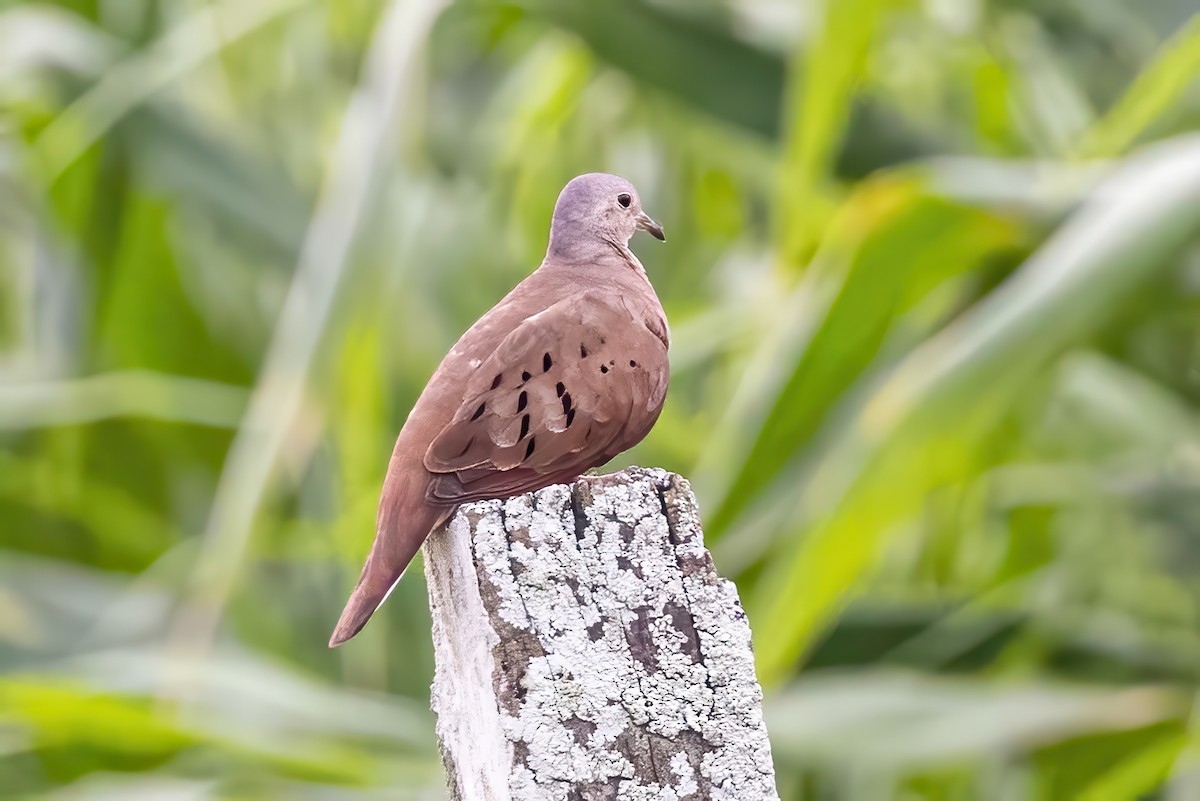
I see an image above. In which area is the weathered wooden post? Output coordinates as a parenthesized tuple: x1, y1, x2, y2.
(423, 466, 778, 800)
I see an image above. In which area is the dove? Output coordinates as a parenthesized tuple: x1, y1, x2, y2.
(330, 173, 669, 646)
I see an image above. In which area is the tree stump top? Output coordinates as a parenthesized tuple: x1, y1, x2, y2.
(424, 466, 778, 801)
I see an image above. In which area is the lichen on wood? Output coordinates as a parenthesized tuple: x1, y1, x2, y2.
(424, 466, 778, 801)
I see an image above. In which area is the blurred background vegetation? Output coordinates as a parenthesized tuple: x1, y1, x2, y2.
(2, 0, 1200, 797)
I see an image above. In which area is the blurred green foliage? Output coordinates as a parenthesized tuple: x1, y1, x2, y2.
(2, 0, 1200, 798)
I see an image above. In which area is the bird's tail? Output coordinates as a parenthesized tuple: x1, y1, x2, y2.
(328, 556, 395, 647)
(328, 502, 447, 647)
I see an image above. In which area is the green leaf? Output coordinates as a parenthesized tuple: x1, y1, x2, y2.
(766, 671, 1184, 766)
(776, 0, 909, 261)
(749, 135, 1200, 685)
(520, 0, 785, 139)
(1078, 13, 1200, 158)
(708, 174, 1019, 536)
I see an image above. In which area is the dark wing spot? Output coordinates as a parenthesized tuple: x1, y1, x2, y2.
(580, 344, 589, 359)
(521, 370, 532, 383)
(470, 402, 486, 421)
(561, 392, 572, 414)
(519, 414, 530, 440)
(556, 381, 565, 397)
(543, 352, 553, 372)
(566, 408, 576, 427)
(491, 373, 503, 390)
(524, 437, 536, 461)
(629, 360, 638, 368)
(600, 365, 608, 374)
(517, 391, 527, 412)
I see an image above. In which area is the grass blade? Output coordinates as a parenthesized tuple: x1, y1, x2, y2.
(749, 134, 1200, 685)
(1078, 13, 1200, 158)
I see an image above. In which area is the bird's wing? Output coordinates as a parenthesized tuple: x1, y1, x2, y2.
(424, 289, 668, 504)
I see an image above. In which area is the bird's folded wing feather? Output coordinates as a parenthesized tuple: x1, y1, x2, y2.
(424, 290, 667, 503)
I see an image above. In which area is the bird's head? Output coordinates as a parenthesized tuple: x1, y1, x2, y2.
(547, 173, 664, 260)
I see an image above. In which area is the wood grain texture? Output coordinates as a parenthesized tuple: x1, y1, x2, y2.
(424, 467, 778, 801)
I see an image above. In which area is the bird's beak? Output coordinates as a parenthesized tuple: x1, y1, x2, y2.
(636, 211, 666, 241)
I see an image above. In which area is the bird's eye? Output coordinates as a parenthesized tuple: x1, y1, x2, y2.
(616, 193, 632, 209)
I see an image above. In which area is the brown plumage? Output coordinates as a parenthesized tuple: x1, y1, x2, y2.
(329, 173, 669, 646)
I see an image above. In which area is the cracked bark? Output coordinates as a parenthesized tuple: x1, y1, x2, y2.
(423, 467, 778, 801)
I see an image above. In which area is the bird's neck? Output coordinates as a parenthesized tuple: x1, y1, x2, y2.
(602, 239, 647, 279)
(546, 232, 610, 262)
(545, 236, 647, 279)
